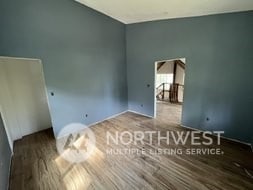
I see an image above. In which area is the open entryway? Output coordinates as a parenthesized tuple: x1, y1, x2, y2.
(0, 57, 52, 145)
(154, 58, 186, 124)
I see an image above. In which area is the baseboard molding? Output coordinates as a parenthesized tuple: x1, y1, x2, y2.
(0, 56, 41, 62)
(219, 135, 252, 148)
(181, 124, 252, 150)
(53, 109, 253, 153)
(127, 110, 154, 118)
(7, 153, 13, 190)
(56, 110, 128, 139)
(88, 110, 128, 127)
(57, 109, 154, 139)
(22, 127, 52, 139)
(56, 109, 154, 139)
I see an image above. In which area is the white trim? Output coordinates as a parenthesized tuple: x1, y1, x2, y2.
(0, 56, 41, 61)
(0, 57, 52, 139)
(86, 110, 253, 151)
(88, 110, 129, 127)
(0, 107, 13, 152)
(56, 110, 129, 139)
(154, 62, 157, 118)
(155, 57, 186, 63)
(0, 106, 13, 190)
(56, 110, 153, 140)
(55, 109, 252, 152)
(219, 135, 252, 147)
(128, 110, 154, 118)
(154, 57, 186, 120)
(7, 154, 13, 190)
(39, 61, 53, 127)
(181, 124, 252, 148)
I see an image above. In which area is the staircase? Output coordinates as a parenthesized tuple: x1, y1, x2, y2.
(156, 83, 170, 100)
(156, 59, 185, 103)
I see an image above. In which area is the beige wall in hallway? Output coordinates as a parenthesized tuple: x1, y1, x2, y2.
(175, 65, 185, 102)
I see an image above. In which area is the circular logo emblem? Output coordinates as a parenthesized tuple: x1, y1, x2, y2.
(56, 123, 96, 163)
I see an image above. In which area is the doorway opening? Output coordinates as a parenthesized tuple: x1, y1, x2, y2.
(0, 57, 52, 145)
(154, 58, 186, 124)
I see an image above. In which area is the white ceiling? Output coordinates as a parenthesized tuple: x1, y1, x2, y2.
(75, 0, 253, 24)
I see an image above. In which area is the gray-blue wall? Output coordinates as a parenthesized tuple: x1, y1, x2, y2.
(0, 114, 12, 190)
(126, 11, 253, 144)
(0, 0, 252, 144)
(0, 0, 127, 136)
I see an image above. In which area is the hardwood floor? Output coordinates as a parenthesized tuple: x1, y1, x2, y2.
(156, 101, 182, 124)
(9, 112, 253, 190)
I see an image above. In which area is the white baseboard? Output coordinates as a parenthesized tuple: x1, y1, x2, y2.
(54, 110, 253, 153)
(0, 56, 41, 62)
(7, 153, 13, 190)
(88, 110, 128, 127)
(127, 110, 154, 118)
(56, 110, 128, 139)
(181, 124, 252, 148)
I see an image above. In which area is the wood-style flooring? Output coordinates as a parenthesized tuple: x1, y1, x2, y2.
(9, 103, 253, 190)
(156, 101, 182, 124)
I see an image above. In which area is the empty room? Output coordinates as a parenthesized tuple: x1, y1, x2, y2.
(0, 0, 253, 189)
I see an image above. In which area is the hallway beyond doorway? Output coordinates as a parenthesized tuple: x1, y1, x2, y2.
(156, 101, 182, 124)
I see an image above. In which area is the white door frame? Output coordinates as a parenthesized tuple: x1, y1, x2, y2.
(154, 57, 186, 119)
(0, 56, 52, 147)
(0, 106, 13, 153)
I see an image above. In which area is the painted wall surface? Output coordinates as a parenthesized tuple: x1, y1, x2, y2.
(175, 66, 185, 102)
(0, 0, 127, 136)
(157, 61, 174, 74)
(0, 113, 12, 190)
(0, 0, 252, 145)
(126, 11, 253, 143)
(0, 65, 21, 141)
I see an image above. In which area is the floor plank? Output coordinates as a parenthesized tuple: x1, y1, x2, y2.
(9, 103, 253, 190)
